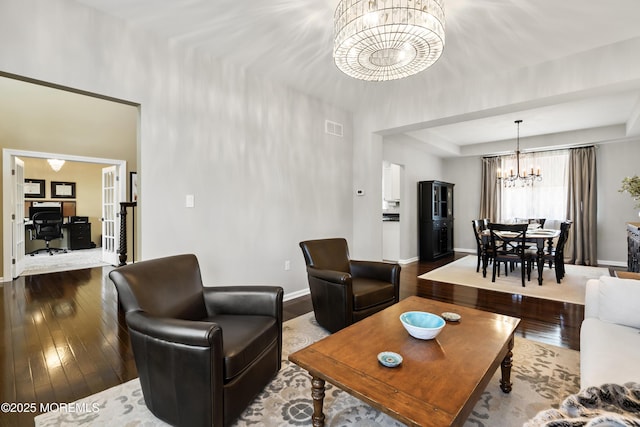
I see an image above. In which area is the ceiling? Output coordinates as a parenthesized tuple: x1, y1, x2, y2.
(73, 0, 640, 154)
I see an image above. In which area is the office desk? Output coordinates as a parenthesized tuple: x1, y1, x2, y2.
(25, 222, 92, 252)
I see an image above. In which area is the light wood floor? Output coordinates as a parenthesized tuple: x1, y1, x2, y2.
(1, 253, 603, 426)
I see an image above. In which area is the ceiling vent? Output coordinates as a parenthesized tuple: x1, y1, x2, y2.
(325, 120, 343, 137)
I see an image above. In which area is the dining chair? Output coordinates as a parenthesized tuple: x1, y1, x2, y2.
(514, 218, 546, 226)
(543, 221, 572, 283)
(488, 222, 535, 287)
(472, 219, 492, 272)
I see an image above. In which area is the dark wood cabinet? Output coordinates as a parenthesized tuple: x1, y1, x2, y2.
(68, 222, 92, 250)
(628, 222, 640, 272)
(419, 181, 454, 260)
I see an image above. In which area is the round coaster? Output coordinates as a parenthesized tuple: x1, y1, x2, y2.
(441, 312, 461, 322)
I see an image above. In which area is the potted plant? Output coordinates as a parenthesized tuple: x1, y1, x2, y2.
(619, 175, 640, 210)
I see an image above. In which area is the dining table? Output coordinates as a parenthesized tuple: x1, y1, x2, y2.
(481, 227, 561, 286)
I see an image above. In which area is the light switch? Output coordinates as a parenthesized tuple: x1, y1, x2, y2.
(186, 194, 195, 208)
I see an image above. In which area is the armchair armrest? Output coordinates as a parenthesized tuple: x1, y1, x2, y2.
(203, 285, 283, 318)
(307, 267, 351, 284)
(350, 260, 401, 284)
(126, 310, 222, 347)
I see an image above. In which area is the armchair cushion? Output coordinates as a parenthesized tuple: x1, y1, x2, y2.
(113, 253, 208, 320)
(300, 238, 351, 273)
(353, 279, 396, 310)
(208, 314, 278, 380)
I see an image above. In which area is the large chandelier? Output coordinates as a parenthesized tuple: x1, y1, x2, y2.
(497, 120, 542, 188)
(333, 0, 445, 81)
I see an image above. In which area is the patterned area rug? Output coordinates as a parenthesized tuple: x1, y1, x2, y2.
(419, 255, 609, 305)
(35, 312, 580, 427)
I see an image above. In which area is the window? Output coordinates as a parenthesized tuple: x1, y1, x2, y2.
(499, 150, 569, 225)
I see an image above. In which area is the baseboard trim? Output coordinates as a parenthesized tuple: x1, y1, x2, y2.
(597, 259, 626, 268)
(284, 288, 310, 302)
(454, 248, 476, 255)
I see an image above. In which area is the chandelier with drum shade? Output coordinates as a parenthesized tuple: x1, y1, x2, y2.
(333, 0, 445, 81)
(497, 120, 542, 187)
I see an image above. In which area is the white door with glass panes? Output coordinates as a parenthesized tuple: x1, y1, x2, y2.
(12, 157, 26, 278)
(102, 165, 119, 266)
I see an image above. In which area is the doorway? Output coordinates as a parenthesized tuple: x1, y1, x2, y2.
(382, 161, 404, 262)
(3, 150, 127, 279)
(0, 73, 139, 281)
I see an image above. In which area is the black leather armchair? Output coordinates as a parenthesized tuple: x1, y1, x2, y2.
(299, 238, 400, 333)
(108, 254, 283, 427)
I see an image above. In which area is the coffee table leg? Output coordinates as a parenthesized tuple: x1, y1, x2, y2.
(311, 375, 326, 426)
(499, 336, 514, 393)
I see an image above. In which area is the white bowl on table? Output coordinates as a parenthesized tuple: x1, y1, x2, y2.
(399, 311, 445, 340)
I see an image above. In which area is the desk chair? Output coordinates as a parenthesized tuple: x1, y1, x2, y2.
(30, 211, 67, 256)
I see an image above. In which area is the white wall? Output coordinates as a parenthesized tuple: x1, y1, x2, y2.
(383, 135, 443, 261)
(0, 0, 353, 296)
(352, 37, 640, 267)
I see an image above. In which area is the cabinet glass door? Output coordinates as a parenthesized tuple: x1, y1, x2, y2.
(440, 186, 448, 219)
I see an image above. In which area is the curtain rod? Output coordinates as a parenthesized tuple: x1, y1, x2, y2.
(482, 143, 598, 159)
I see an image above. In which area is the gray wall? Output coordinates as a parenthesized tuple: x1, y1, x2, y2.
(0, 0, 637, 291)
(0, 0, 353, 296)
(383, 135, 443, 261)
(596, 139, 640, 265)
(350, 36, 640, 265)
(446, 139, 640, 265)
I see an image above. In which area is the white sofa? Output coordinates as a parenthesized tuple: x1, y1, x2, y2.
(580, 275, 640, 389)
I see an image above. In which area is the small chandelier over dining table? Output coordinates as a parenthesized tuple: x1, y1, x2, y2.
(333, 0, 445, 81)
(497, 120, 542, 188)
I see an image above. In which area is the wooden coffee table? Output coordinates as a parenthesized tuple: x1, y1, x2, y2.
(288, 296, 520, 426)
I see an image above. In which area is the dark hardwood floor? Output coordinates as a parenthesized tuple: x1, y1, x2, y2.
(1, 253, 590, 426)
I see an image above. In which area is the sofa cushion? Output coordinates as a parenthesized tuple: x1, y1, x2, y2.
(598, 276, 640, 329)
(580, 318, 640, 389)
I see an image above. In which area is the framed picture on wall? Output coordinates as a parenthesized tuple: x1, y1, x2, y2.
(24, 179, 45, 198)
(130, 172, 138, 202)
(51, 181, 76, 199)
